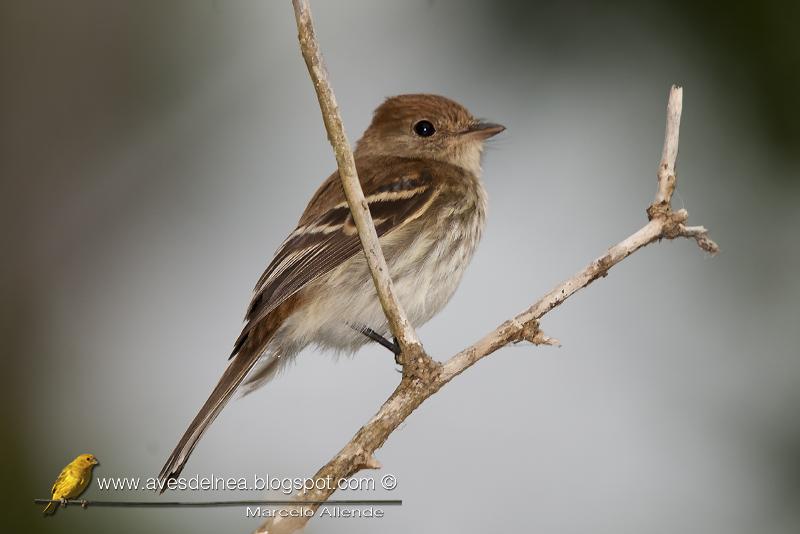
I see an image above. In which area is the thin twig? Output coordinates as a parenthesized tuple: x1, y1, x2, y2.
(654, 84, 683, 206)
(258, 7, 718, 532)
(290, 0, 422, 357)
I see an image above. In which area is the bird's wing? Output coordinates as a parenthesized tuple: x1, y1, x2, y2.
(160, 158, 457, 485)
(51, 466, 71, 497)
(230, 161, 440, 357)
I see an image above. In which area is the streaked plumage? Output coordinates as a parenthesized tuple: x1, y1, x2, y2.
(159, 94, 503, 485)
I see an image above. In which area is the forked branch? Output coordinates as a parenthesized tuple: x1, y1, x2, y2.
(257, 3, 718, 533)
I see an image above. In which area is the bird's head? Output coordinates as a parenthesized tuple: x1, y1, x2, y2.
(355, 94, 504, 175)
(76, 453, 100, 467)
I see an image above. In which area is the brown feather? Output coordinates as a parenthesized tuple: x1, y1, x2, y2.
(231, 156, 449, 358)
(158, 295, 300, 487)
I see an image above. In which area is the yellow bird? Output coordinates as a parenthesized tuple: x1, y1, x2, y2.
(43, 453, 99, 515)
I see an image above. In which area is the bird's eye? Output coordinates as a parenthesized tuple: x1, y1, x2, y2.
(413, 120, 436, 137)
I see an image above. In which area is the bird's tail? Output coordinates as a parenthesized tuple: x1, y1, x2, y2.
(157, 351, 261, 490)
(157, 301, 293, 491)
(42, 501, 57, 515)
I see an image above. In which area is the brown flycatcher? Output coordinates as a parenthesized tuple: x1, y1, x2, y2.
(159, 94, 504, 484)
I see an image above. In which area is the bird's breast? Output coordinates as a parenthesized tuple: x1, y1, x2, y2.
(393, 183, 486, 326)
(275, 178, 486, 353)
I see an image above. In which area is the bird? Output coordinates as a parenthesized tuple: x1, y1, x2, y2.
(43, 453, 99, 515)
(158, 94, 504, 486)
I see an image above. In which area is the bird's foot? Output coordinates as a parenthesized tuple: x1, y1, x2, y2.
(80, 499, 89, 509)
(392, 338, 402, 365)
(60, 498, 68, 508)
(350, 324, 401, 356)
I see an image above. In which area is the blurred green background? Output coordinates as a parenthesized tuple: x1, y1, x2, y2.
(2, 1, 798, 533)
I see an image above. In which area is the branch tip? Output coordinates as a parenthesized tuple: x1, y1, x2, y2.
(680, 225, 720, 255)
(359, 455, 382, 470)
(516, 321, 561, 347)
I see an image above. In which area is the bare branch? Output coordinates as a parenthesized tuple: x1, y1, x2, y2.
(290, 0, 422, 355)
(647, 86, 719, 254)
(257, 11, 718, 534)
(680, 224, 721, 254)
(443, 222, 671, 380)
(654, 84, 683, 207)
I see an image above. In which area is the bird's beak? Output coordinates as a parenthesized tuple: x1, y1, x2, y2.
(463, 121, 505, 140)
(92, 458, 100, 465)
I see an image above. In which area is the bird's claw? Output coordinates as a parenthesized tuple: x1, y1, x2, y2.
(80, 499, 89, 509)
(391, 338, 402, 364)
(60, 498, 68, 508)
